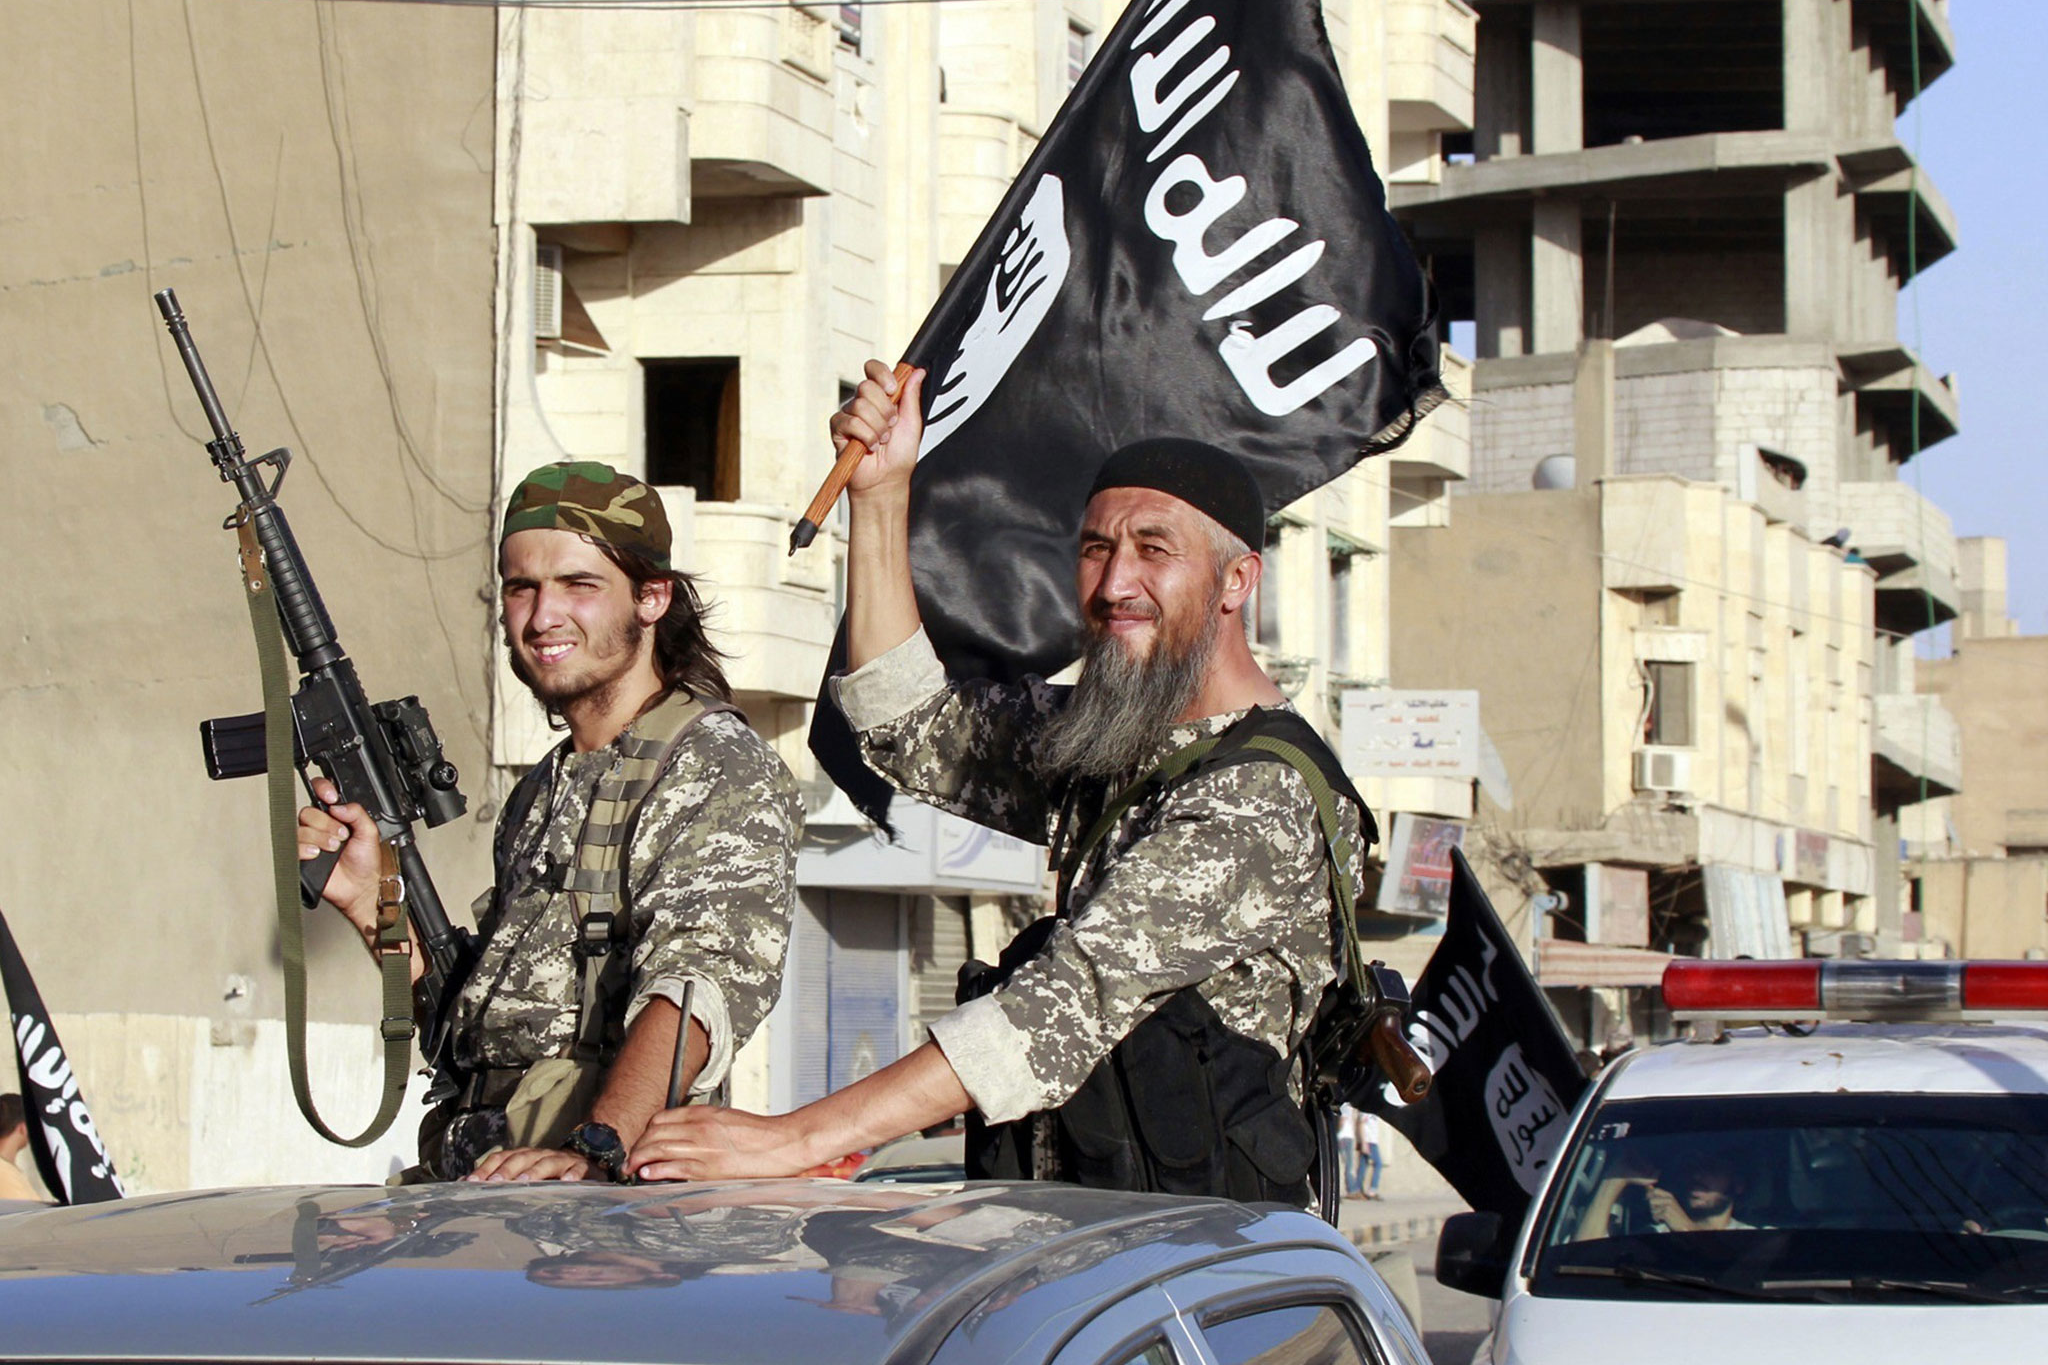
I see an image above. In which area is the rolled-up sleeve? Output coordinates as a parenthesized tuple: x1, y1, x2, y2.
(833, 628, 951, 731)
(927, 761, 1330, 1122)
(832, 628, 1067, 844)
(622, 712, 802, 1093)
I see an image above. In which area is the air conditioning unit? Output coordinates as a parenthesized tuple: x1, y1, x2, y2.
(1633, 746, 1693, 795)
(533, 243, 563, 341)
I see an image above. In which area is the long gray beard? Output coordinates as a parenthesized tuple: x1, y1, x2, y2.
(1036, 616, 1219, 782)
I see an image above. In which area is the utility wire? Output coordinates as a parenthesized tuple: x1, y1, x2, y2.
(177, 0, 487, 562)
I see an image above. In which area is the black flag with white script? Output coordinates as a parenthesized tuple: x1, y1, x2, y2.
(812, 0, 1443, 821)
(1, 909, 124, 1203)
(1364, 850, 1587, 1225)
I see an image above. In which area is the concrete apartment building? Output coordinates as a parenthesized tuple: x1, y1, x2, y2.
(1902, 538, 2048, 959)
(1388, 0, 1964, 1050)
(2, 0, 1476, 1190)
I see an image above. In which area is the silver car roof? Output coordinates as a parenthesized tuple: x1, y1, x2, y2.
(0, 1178, 1370, 1365)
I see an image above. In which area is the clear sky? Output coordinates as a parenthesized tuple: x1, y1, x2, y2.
(1902, 1, 2048, 640)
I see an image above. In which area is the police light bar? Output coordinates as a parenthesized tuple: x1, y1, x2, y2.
(1663, 959, 2048, 1021)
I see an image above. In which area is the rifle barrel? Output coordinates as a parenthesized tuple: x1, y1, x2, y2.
(153, 290, 241, 459)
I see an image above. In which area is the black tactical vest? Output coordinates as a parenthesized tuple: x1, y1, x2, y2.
(960, 707, 1376, 1211)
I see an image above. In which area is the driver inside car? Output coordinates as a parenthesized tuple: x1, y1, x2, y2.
(1575, 1152, 1754, 1239)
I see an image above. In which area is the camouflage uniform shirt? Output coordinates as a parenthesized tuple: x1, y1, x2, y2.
(833, 629, 1364, 1125)
(452, 708, 800, 1094)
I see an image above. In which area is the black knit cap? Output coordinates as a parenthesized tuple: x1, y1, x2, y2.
(1087, 438, 1266, 549)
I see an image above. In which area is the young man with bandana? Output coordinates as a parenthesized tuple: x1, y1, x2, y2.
(298, 463, 801, 1182)
(631, 363, 1374, 1204)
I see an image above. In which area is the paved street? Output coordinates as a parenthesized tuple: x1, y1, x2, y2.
(1408, 1245, 1493, 1365)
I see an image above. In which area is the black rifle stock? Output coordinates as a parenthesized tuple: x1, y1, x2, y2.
(155, 288, 476, 1075)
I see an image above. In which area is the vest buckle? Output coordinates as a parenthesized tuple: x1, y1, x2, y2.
(576, 910, 616, 960)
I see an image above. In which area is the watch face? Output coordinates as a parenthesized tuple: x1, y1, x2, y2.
(571, 1123, 625, 1161)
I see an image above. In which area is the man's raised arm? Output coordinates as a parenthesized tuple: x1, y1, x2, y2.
(828, 359, 927, 670)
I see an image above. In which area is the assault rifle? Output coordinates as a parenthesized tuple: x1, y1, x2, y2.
(155, 289, 476, 1128)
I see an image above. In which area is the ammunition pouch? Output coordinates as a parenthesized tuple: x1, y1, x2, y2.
(961, 919, 1318, 1206)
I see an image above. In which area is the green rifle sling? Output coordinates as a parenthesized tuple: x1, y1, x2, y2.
(240, 526, 413, 1147)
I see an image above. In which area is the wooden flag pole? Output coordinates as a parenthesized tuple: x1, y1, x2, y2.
(788, 361, 916, 556)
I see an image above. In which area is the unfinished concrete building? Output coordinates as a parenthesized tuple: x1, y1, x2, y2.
(1390, 0, 1964, 1048)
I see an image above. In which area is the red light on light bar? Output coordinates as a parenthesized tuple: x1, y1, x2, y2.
(1662, 960, 1819, 1012)
(1962, 963, 2048, 1012)
(1663, 959, 2048, 1016)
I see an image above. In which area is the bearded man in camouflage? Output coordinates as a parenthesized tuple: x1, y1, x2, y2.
(299, 462, 800, 1182)
(630, 364, 1371, 1204)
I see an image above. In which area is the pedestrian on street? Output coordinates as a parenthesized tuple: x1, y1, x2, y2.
(1355, 1109, 1384, 1199)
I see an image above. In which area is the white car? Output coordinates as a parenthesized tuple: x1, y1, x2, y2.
(1436, 959, 2048, 1365)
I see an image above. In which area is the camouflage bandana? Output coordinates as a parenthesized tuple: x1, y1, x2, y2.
(502, 462, 672, 569)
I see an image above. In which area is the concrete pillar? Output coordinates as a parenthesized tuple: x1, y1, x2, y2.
(1474, 223, 1530, 358)
(1782, 0, 1841, 339)
(1574, 339, 1616, 481)
(1783, 174, 1837, 339)
(1530, 2, 1583, 155)
(881, 3, 942, 354)
(1958, 537, 2015, 640)
(1781, 0, 1836, 134)
(1474, 13, 1528, 160)
(1532, 200, 1583, 354)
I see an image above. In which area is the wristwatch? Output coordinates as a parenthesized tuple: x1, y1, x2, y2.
(562, 1121, 633, 1184)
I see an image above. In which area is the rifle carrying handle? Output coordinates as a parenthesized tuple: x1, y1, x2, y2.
(1370, 1012, 1433, 1104)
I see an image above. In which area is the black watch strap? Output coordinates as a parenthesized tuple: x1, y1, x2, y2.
(563, 1122, 633, 1184)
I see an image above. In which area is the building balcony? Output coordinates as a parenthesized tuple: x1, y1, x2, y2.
(1838, 341, 1960, 454)
(1737, 443, 1807, 532)
(1387, 0, 1476, 135)
(509, 8, 696, 226)
(1391, 130, 1832, 225)
(1391, 347, 1471, 483)
(1838, 140, 1958, 277)
(1854, 0, 1957, 99)
(1873, 691, 1962, 807)
(1838, 479, 1960, 632)
(689, 8, 837, 200)
(680, 501, 840, 700)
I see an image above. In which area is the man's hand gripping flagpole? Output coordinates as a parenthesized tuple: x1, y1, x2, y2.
(788, 361, 918, 555)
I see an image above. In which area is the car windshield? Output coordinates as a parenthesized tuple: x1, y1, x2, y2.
(1528, 1092, 2048, 1304)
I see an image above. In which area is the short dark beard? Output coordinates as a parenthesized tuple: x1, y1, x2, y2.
(1688, 1187, 1733, 1220)
(508, 616, 646, 720)
(1037, 612, 1220, 782)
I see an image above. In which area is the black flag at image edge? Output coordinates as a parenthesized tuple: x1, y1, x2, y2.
(1, 908, 125, 1204)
